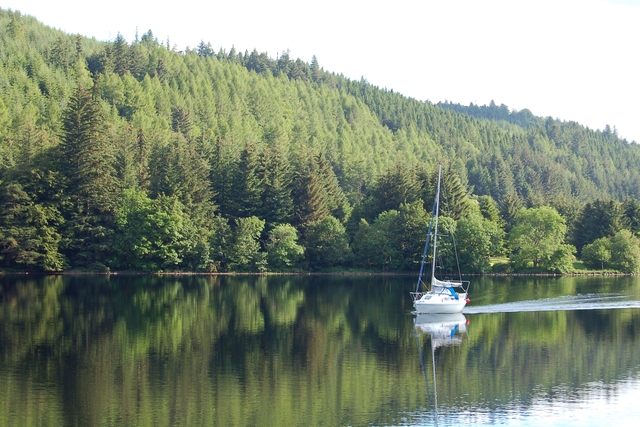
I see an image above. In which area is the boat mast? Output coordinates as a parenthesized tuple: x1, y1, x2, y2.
(431, 164, 442, 281)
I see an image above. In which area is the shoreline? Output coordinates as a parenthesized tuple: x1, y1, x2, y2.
(1, 270, 636, 277)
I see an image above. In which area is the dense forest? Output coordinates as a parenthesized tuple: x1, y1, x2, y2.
(1, 8, 640, 273)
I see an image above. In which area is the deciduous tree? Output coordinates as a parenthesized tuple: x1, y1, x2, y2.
(508, 206, 574, 271)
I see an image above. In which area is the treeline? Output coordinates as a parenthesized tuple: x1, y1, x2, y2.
(1, 8, 640, 273)
(437, 100, 543, 129)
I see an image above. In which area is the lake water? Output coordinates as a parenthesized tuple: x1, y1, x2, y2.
(1, 274, 639, 426)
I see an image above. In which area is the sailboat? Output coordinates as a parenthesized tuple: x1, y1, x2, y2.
(410, 164, 470, 314)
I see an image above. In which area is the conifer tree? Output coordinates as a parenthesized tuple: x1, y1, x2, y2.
(7, 11, 24, 41)
(260, 146, 293, 225)
(150, 132, 212, 208)
(0, 182, 64, 271)
(171, 105, 192, 137)
(227, 142, 264, 219)
(571, 200, 622, 254)
(314, 153, 350, 221)
(114, 125, 137, 190)
(310, 55, 322, 82)
(440, 165, 471, 220)
(112, 33, 130, 76)
(478, 195, 503, 225)
(370, 162, 421, 215)
(135, 128, 151, 191)
(210, 137, 236, 216)
(59, 83, 118, 269)
(500, 192, 523, 234)
(292, 169, 330, 229)
(621, 197, 640, 236)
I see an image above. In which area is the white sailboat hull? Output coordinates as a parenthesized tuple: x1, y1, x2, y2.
(413, 291, 468, 314)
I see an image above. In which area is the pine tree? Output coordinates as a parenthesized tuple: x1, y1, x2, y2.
(227, 142, 264, 219)
(197, 40, 214, 58)
(621, 197, 640, 236)
(370, 162, 421, 215)
(112, 33, 130, 76)
(478, 195, 503, 224)
(135, 128, 151, 191)
(292, 169, 330, 229)
(571, 200, 622, 254)
(0, 182, 64, 271)
(310, 55, 322, 82)
(59, 83, 118, 269)
(147, 131, 216, 270)
(500, 192, 523, 234)
(260, 146, 293, 225)
(210, 137, 236, 216)
(114, 124, 137, 190)
(314, 153, 350, 221)
(440, 165, 471, 220)
(171, 105, 192, 137)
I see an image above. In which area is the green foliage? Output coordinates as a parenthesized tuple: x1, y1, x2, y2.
(456, 213, 502, 273)
(228, 216, 267, 272)
(266, 223, 304, 270)
(113, 189, 197, 271)
(547, 244, 577, 273)
(581, 237, 612, 270)
(395, 201, 431, 271)
(59, 84, 118, 268)
(621, 197, 640, 236)
(571, 199, 622, 254)
(260, 146, 294, 225)
(608, 229, 640, 273)
(227, 142, 264, 219)
(292, 168, 330, 228)
(500, 192, 523, 233)
(208, 215, 233, 271)
(579, 230, 640, 273)
(304, 216, 352, 270)
(369, 162, 422, 216)
(477, 195, 502, 224)
(430, 216, 458, 273)
(3, 7, 640, 272)
(352, 201, 429, 272)
(352, 211, 401, 271)
(439, 164, 472, 220)
(508, 206, 575, 272)
(439, 100, 543, 128)
(0, 182, 64, 270)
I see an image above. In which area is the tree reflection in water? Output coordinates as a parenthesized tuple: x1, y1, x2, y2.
(0, 274, 639, 426)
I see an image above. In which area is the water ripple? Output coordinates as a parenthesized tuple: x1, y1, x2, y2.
(463, 293, 640, 314)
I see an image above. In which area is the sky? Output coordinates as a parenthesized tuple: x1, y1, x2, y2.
(3, 0, 640, 142)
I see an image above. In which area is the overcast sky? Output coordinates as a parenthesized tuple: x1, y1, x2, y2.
(4, 0, 640, 142)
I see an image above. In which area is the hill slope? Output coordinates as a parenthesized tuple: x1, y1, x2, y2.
(2, 8, 640, 272)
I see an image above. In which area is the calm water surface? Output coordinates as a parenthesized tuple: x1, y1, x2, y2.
(1, 274, 639, 426)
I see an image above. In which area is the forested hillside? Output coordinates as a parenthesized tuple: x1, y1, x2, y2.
(2, 8, 640, 273)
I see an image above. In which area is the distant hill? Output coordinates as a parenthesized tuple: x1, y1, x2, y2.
(2, 7, 640, 272)
(2, 7, 640, 205)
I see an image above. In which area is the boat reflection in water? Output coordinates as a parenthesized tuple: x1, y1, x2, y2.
(414, 313, 468, 347)
(413, 313, 469, 426)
